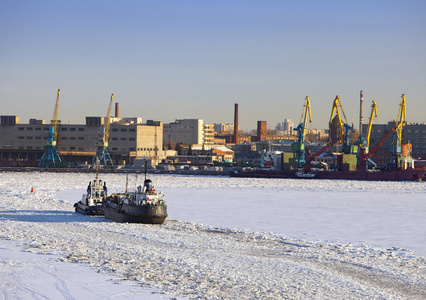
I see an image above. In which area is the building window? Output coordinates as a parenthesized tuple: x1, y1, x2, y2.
(79, 148, 84, 151)
(70, 128, 76, 131)
(112, 137, 118, 141)
(78, 137, 84, 140)
(70, 147, 75, 150)
(35, 136, 42, 140)
(129, 148, 136, 151)
(18, 136, 24, 139)
(27, 146, 33, 149)
(70, 137, 76, 140)
(27, 127, 33, 130)
(129, 128, 135, 132)
(18, 127, 24, 131)
(78, 128, 84, 131)
(112, 147, 118, 150)
(121, 138, 126, 141)
(36, 127, 41, 131)
(27, 136, 33, 139)
(129, 138, 135, 141)
(62, 137, 67, 140)
(62, 128, 67, 131)
(112, 128, 118, 132)
(121, 128, 126, 132)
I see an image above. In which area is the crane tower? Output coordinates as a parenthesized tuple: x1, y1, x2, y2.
(39, 89, 62, 168)
(91, 93, 114, 168)
(292, 96, 312, 167)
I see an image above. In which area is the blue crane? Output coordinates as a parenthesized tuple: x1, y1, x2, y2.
(292, 96, 312, 167)
(39, 89, 62, 168)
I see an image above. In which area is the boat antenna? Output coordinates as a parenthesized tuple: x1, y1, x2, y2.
(144, 160, 147, 181)
(125, 174, 128, 193)
(134, 174, 138, 194)
(95, 158, 99, 182)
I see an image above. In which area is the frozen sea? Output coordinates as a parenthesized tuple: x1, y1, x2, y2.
(0, 171, 425, 299)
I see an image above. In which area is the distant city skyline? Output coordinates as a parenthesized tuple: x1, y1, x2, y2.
(1, 1, 425, 130)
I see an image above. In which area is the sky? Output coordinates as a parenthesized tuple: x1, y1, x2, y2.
(1, 0, 425, 130)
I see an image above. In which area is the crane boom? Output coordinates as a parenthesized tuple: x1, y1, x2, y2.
(366, 100, 378, 147)
(361, 128, 394, 162)
(394, 94, 407, 148)
(300, 96, 312, 126)
(92, 93, 114, 168)
(39, 89, 62, 168)
(292, 96, 312, 166)
(104, 93, 114, 143)
(303, 137, 342, 172)
(52, 89, 61, 142)
(294, 96, 312, 144)
(329, 96, 346, 140)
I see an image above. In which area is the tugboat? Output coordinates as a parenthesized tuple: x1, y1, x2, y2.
(103, 172, 167, 224)
(74, 162, 106, 215)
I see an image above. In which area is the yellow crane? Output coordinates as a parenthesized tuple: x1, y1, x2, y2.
(358, 100, 378, 149)
(292, 96, 312, 166)
(39, 89, 62, 167)
(329, 95, 355, 152)
(386, 94, 407, 170)
(365, 100, 378, 147)
(329, 95, 347, 140)
(92, 93, 114, 167)
(394, 94, 407, 150)
(299, 96, 312, 141)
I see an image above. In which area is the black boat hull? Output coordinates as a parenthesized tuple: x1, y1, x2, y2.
(103, 200, 167, 224)
(74, 202, 104, 215)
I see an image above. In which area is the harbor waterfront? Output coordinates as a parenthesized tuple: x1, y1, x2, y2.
(1, 171, 425, 299)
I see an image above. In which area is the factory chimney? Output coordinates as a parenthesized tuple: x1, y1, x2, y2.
(115, 103, 119, 118)
(359, 90, 363, 134)
(234, 103, 239, 144)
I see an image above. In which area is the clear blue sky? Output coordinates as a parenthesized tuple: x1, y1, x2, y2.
(1, 0, 425, 130)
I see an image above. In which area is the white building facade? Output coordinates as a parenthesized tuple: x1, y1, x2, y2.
(163, 119, 214, 146)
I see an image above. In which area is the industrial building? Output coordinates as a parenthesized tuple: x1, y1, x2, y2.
(0, 115, 167, 166)
(163, 118, 215, 147)
(167, 145, 234, 165)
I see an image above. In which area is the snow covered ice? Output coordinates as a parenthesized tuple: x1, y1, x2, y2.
(1, 172, 425, 299)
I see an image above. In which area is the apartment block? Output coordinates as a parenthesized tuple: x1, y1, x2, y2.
(163, 118, 214, 146)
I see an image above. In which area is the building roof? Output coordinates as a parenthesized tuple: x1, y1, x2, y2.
(192, 145, 233, 153)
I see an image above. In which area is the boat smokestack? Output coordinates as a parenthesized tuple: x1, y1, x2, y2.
(234, 103, 239, 144)
(359, 90, 363, 134)
(115, 103, 119, 118)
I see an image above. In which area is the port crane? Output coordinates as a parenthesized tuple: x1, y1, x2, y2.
(91, 93, 114, 168)
(292, 96, 312, 167)
(329, 95, 355, 153)
(356, 100, 378, 169)
(39, 89, 62, 168)
(357, 100, 378, 149)
(366, 100, 378, 147)
(358, 95, 407, 171)
(387, 94, 407, 170)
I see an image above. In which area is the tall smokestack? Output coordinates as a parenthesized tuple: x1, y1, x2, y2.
(234, 103, 239, 144)
(115, 103, 119, 118)
(359, 91, 363, 134)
